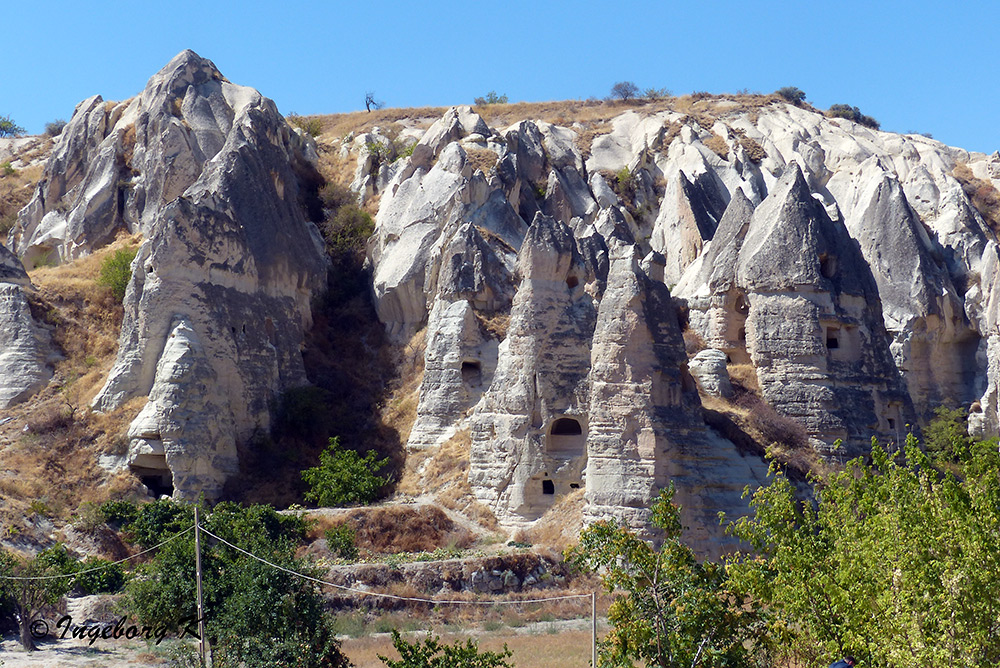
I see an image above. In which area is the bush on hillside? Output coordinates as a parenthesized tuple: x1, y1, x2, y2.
(301, 437, 390, 507)
(827, 103, 880, 130)
(0, 115, 25, 137)
(775, 86, 806, 104)
(474, 91, 508, 105)
(610, 81, 640, 102)
(97, 247, 138, 302)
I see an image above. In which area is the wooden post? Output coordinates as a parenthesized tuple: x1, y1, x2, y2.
(194, 506, 206, 667)
(592, 591, 597, 667)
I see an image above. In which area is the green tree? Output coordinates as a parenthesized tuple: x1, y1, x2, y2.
(124, 501, 350, 668)
(775, 87, 806, 104)
(474, 91, 509, 105)
(301, 437, 389, 507)
(0, 114, 25, 137)
(610, 81, 640, 102)
(923, 405, 972, 462)
(726, 436, 1000, 667)
(379, 630, 514, 668)
(568, 487, 768, 668)
(0, 550, 75, 651)
(97, 247, 138, 302)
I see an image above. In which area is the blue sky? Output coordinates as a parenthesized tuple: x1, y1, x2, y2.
(4, 1, 998, 153)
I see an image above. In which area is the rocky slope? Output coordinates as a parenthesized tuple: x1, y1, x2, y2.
(5, 56, 1000, 552)
(355, 97, 1000, 548)
(5, 50, 328, 499)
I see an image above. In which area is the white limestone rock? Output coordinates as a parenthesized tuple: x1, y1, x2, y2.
(0, 245, 52, 408)
(688, 349, 734, 398)
(736, 164, 912, 453)
(11, 51, 306, 271)
(469, 214, 604, 525)
(86, 51, 328, 499)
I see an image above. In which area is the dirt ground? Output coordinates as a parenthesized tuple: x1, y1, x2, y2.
(0, 618, 603, 667)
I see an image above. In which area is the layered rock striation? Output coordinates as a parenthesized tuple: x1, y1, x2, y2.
(363, 98, 1000, 538)
(0, 245, 53, 408)
(14, 50, 328, 498)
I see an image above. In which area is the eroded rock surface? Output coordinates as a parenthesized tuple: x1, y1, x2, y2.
(362, 97, 1000, 539)
(24, 50, 333, 499)
(0, 244, 52, 408)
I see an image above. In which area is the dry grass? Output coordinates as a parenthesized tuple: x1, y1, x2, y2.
(317, 505, 474, 555)
(465, 148, 498, 175)
(0, 388, 147, 533)
(575, 121, 613, 159)
(523, 488, 586, 551)
(474, 310, 510, 341)
(683, 328, 707, 356)
(29, 233, 141, 406)
(727, 363, 760, 394)
(732, 128, 767, 163)
(342, 626, 600, 668)
(397, 429, 499, 532)
(306, 107, 451, 144)
(700, 364, 821, 479)
(379, 329, 426, 446)
(954, 163, 1000, 233)
(0, 163, 43, 236)
(703, 133, 730, 161)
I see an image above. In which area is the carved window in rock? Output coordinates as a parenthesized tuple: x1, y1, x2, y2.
(546, 417, 585, 458)
(819, 253, 838, 278)
(825, 323, 861, 362)
(826, 326, 841, 350)
(542, 479, 555, 495)
(131, 453, 174, 498)
(461, 360, 482, 386)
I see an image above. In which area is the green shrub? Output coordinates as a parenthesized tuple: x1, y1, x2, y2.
(325, 523, 359, 560)
(44, 119, 67, 137)
(99, 499, 139, 525)
(287, 114, 324, 137)
(924, 405, 971, 462)
(124, 501, 348, 668)
(775, 86, 806, 104)
(379, 630, 514, 668)
(0, 115, 24, 138)
(644, 87, 672, 101)
(321, 204, 374, 255)
(827, 103, 880, 130)
(318, 182, 355, 211)
(75, 557, 128, 594)
(97, 247, 138, 302)
(473, 91, 509, 105)
(1, 161, 16, 177)
(123, 498, 193, 547)
(301, 437, 389, 507)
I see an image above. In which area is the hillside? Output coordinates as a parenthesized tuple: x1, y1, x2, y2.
(2, 51, 1000, 564)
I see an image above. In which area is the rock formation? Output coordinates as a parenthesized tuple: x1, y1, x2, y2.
(362, 98, 1000, 537)
(0, 244, 52, 408)
(734, 164, 912, 453)
(14, 50, 328, 498)
(468, 214, 603, 523)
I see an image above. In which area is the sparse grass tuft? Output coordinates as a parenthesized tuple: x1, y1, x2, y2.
(953, 163, 1000, 233)
(703, 133, 729, 160)
(466, 148, 498, 175)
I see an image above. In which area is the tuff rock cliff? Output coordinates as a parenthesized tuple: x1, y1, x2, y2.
(360, 99, 1000, 548)
(7, 50, 328, 498)
(0, 244, 53, 408)
(8, 56, 1000, 549)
